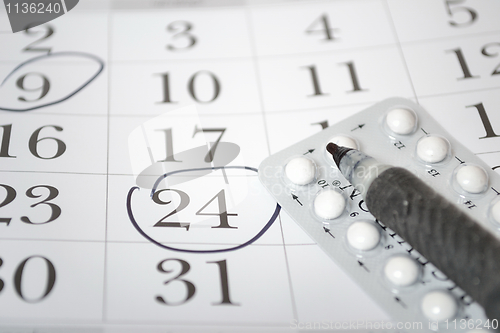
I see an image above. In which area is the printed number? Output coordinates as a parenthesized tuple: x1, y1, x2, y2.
(428, 169, 441, 177)
(358, 200, 369, 212)
(317, 179, 329, 188)
(166, 21, 197, 51)
(0, 124, 66, 159)
(464, 200, 476, 209)
(156, 128, 180, 162)
(157, 71, 221, 103)
(393, 141, 406, 149)
(482, 43, 500, 75)
(23, 25, 54, 53)
(153, 189, 237, 230)
(16, 73, 51, 102)
(193, 126, 226, 163)
(156, 126, 228, 163)
(0, 256, 56, 303)
(21, 185, 61, 224)
(156, 259, 238, 306)
(303, 62, 366, 96)
(153, 189, 190, 229)
(156, 259, 195, 305)
(0, 184, 61, 226)
(375, 219, 387, 231)
(444, 0, 477, 27)
(196, 190, 238, 229)
(447, 43, 500, 80)
(0, 185, 16, 225)
(305, 14, 339, 41)
(466, 103, 500, 139)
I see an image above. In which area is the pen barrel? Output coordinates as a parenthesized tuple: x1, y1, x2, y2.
(366, 167, 500, 320)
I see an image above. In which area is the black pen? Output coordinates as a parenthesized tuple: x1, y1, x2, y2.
(327, 142, 500, 322)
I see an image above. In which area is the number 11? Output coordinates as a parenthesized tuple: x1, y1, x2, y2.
(303, 62, 366, 96)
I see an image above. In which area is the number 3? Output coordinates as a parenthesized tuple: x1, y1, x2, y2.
(166, 21, 196, 51)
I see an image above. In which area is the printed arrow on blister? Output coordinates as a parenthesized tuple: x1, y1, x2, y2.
(291, 194, 302, 206)
(351, 124, 365, 131)
(357, 260, 370, 272)
(323, 226, 335, 239)
(303, 149, 315, 155)
(395, 297, 407, 309)
(4, 0, 79, 33)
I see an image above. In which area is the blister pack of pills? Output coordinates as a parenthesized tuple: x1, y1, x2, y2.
(258, 97, 500, 332)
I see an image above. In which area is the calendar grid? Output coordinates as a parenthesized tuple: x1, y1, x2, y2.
(244, 7, 272, 158)
(418, 86, 500, 100)
(1, 0, 500, 330)
(102, 10, 113, 323)
(246, 6, 299, 322)
(382, 0, 419, 105)
(276, 213, 299, 321)
(396, 29, 500, 46)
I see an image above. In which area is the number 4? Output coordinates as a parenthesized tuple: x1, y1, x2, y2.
(196, 189, 237, 229)
(305, 14, 339, 41)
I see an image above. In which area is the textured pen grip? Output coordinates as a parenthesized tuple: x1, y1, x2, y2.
(366, 167, 500, 320)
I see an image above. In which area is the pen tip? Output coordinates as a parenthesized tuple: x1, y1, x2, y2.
(326, 142, 339, 155)
(326, 142, 353, 168)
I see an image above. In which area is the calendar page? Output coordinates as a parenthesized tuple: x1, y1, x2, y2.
(0, 0, 499, 332)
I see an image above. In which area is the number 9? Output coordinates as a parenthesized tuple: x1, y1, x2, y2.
(16, 73, 50, 102)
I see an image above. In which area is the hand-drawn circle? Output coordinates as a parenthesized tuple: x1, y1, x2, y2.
(127, 166, 281, 253)
(0, 51, 104, 112)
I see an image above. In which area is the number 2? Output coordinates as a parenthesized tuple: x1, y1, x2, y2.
(23, 24, 54, 53)
(153, 189, 190, 229)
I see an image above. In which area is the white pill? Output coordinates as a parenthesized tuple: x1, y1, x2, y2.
(421, 290, 458, 321)
(329, 135, 358, 150)
(456, 165, 488, 194)
(386, 108, 416, 135)
(384, 255, 419, 287)
(285, 157, 316, 185)
(314, 190, 346, 220)
(491, 201, 500, 225)
(347, 221, 380, 251)
(416, 136, 449, 163)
